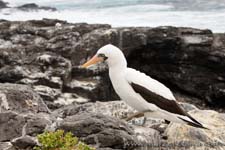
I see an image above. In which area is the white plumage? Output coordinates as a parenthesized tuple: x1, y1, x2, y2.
(126, 68, 176, 101)
(82, 44, 206, 129)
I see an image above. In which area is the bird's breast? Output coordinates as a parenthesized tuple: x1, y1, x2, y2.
(109, 72, 152, 111)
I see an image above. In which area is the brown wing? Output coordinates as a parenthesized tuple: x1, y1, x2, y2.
(131, 82, 205, 128)
(131, 82, 188, 116)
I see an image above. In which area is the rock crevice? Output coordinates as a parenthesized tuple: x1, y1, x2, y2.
(0, 19, 225, 150)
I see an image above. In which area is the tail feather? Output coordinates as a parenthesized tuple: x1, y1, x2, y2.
(178, 116, 209, 130)
(187, 114, 203, 126)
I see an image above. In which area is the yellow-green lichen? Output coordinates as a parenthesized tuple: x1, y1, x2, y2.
(34, 130, 95, 150)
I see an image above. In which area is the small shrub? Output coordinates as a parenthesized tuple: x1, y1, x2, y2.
(34, 130, 95, 150)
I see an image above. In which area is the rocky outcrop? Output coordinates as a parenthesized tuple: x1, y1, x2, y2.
(0, 111, 26, 141)
(0, 83, 49, 113)
(0, 19, 225, 108)
(75, 26, 225, 108)
(0, 83, 52, 149)
(0, 0, 8, 9)
(0, 19, 225, 149)
(55, 101, 225, 150)
(0, 86, 224, 149)
(0, 1, 56, 12)
(17, 3, 57, 11)
(57, 113, 138, 149)
(11, 135, 37, 150)
(164, 109, 225, 150)
(77, 27, 225, 108)
(0, 111, 53, 149)
(0, 19, 112, 109)
(125, 28, 225, 108)
(0, 142, 14, 150)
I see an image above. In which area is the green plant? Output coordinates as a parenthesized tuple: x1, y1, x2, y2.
(34, 130, 95, 150)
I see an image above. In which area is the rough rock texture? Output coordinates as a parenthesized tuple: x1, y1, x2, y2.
(0, 110, 53, 149)
(57, 113, 138, 149)
(0, 19, 113, 109)
(0, 19, 225, 108)
(0, 0, 8, 9)
(11, 136, 37, 149)
(17, 3, 57, 11)
(0, 82, 52, 149)
(0, 94, 225, 149)
(0, 19, 225, 150)
(0, 111, 26, 142)
(0, 1, 56, 11)
(125, 28, 225, 108)
(55, 101, 225, 150)
(0, 142, 14, 150)
(163, 110, 225, 150)
(0, 83, 49, 113)
(0, 111, 52, 142)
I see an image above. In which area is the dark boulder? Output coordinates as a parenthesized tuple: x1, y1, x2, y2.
(0, 111, 53, 143)
(11, 135, 37, 150)
(0, 142, 14, 150)
(0, 83, 49, 113)
(55, 101, 225, 150)
(25, 114, 52, 136)
(57, 112, 138, 149)
(124, 27, 225, 107)
(0, 112, 26, 142)
(0, 66, 28, 83)
(0, 19, 225, 108)
(0, 0, 8, 9)
(17, 3, 57, 11)
(76, 26, 225, 107)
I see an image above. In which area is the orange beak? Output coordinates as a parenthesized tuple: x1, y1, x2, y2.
(81, 55, 104, 68)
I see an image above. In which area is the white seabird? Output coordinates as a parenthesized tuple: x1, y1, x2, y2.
(81, 44, 207, 129)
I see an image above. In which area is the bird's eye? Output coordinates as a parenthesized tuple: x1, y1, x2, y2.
(98, 53, 106, 58)
(98, 53, 108, 61)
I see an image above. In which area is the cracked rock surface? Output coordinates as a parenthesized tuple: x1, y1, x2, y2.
(0, 19, 225, 150)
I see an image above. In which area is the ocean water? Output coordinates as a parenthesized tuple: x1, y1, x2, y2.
(0, 0, 225, 33)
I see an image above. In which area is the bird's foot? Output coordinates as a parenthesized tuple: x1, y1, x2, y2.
(123, 112, 149, 126)
(164, 119, 170, 124)
(141, 117, 147, 126)
(124, 112, 144, 121)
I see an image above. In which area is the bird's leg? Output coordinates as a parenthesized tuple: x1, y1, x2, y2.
(142, 117, 147, 126)
(125, 112, 145, 121)
(164, 119, 170, 124)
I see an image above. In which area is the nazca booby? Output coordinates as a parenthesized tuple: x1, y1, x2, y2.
(81, 44, 206, 129)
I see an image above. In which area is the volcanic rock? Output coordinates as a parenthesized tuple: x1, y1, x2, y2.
(56, 101, 225, 150)
(0, 0, 8, 9)
(0, 19, 225, 149)
(57, 112, 139, 149)
(0, 83, 49, 113)
(17, 3, 57, 11)
(0, 142, 14, 150)
(0, 111, 26, 142)
(11, 135, 37, 149)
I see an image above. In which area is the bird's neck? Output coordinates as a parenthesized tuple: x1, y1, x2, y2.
(108, 54, 127, 77)
(108, 59, 127, 72)
(108, 63, 127, 80)
(109, 65, 126, 72)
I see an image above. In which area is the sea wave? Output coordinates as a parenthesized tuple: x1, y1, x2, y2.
(1, 0, 225, 33)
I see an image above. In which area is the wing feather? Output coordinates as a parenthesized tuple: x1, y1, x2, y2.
(131, 82, 187, 116)
(125, 68, 188, 116)
(126, 68, 204, 126)
(126, 68, 175, 100)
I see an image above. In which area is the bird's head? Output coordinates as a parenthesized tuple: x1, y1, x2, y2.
(81, 44, 127, 69)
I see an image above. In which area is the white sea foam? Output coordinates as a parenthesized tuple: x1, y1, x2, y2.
(0, 0, 225, 33)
